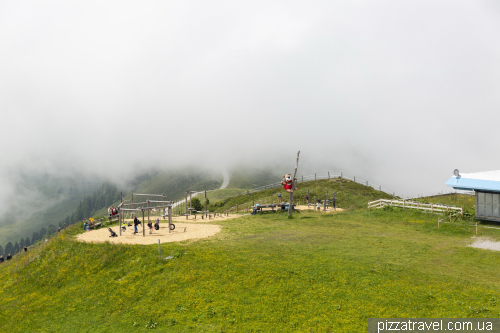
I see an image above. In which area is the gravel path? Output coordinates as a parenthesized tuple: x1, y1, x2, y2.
(468, 237, 500, 251)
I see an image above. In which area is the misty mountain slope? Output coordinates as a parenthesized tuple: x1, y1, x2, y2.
(0, 173, 102, 246)
(226, 167, 281, 189)
(91, 169, 223, 217)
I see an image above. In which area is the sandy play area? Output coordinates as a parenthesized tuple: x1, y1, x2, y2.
(76, 222, 222, 245)
(295, 205, 344, 213)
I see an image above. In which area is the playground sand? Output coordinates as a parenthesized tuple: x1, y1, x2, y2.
(294, 205, 344, 213)
(76, 222, 222, 245)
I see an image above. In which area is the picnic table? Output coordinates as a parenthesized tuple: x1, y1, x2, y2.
(252, 203, 299, 213)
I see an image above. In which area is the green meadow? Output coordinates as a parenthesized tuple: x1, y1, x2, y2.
(1, 202, 500, 332)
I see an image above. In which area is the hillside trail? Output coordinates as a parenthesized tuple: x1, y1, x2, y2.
(172, 169, 229, 209)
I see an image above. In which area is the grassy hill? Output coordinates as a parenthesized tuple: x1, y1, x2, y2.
(1, 207, 499, 331)
(3, 182, 499, 332)
(207, 178, 395, 212)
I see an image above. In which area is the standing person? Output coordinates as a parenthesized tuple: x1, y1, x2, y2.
(147, 220, 153, 234)
(305, 194, 309, 205)
(133, 216, 141, 234)
(7, 253, 12, 260)
(277, 192, 282, 203)
(24, 246, 28, 252)
(0, 255, 4, 263)
(58, 227, 61, 234)
(317, 199, 321, 211)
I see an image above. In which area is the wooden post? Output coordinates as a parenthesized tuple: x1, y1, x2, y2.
(403, 200, 405, 210)
(142, 209, 145, 237)
(271, 188, 273, 206)
(205, 190, 208, 218)
(121, 191, 123, 203)
(308, 189, 310, 205)
(289, 151, 300, 217)
(168, 205, 172, 234)
(189, 191, 192, 215)
(341, 172, 343, 179)
(185, 193, 188, 220)
(354, 176, 356, 182)
(119, 208, 122, 236)
(328, 171, 330, 179)
(476, 222, 478, 236)
(253, 192, 255, 207)
(147, 200, 150, 223)
(162, 193, 165, 216)
(131, 192, 134, 205)
(158, 239, 161, 259)
(323, 193, 327, 211)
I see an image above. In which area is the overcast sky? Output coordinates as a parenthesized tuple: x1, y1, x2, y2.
(1, 0, 499, 202)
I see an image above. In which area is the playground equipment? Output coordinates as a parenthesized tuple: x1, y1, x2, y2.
(118, 192, 174, 237)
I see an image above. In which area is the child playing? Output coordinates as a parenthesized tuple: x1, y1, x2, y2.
(147, 220, 153, 234)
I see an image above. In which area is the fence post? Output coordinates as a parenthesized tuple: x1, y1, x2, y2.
(328, 172, 330, 179)
(158, 239, 161, 259)
(431, 203, 433, 213)
(379, 186, 381, 191)
(354, 176, 355, 182)
(315, 173, 316, 181)
(341, 172, 343, 179)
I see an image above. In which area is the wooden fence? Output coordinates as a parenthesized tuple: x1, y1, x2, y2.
(368, 199, 463, 215)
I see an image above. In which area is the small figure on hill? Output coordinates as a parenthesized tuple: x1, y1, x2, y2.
(24, 246, 28, 252)
(58, 227, 61, 233)
(277, 192, 282, 203)
(0, 255, 4, 263)
(251, 203, 260, 215)
(317, 199, 321, 211)
(108, 206, 118, 217)
(147, 220, 153, 234)
(305, 194, 309, 205)
(133, 216, 140, 234)
(7, 253, 12, 260)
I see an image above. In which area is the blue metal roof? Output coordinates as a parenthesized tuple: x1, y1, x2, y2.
(445, 176, 500, 192)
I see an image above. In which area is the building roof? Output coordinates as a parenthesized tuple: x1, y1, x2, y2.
(445, 170, 500, 192)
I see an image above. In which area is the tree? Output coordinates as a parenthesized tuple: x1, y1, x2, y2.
(25, 237, 31, 248)
(0, 245, 3, 257)
(47, 224, 56, 235)
(4, 242, 12, 256)
(14, 242, 19, 254)
(31, 232, 38, 245)
(191, 198, 203, 211)
(20, 238, 25, 250)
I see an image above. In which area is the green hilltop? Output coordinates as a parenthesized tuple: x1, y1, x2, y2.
(2, 180, 497, 332)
